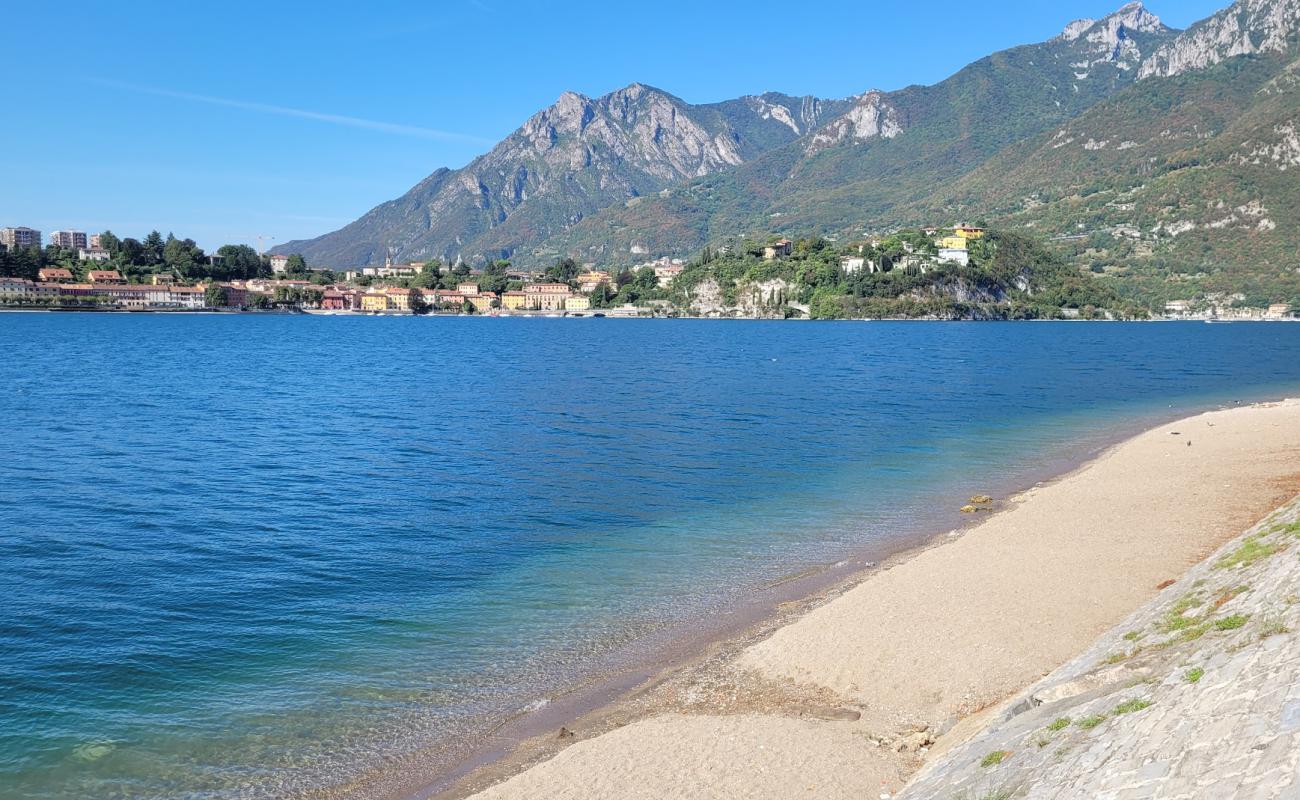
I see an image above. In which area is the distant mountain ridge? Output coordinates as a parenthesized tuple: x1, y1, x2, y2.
(279, 0, 1300, 294)
(276, 86, 850, 267)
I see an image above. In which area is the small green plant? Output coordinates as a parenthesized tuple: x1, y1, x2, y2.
(1214, 614, 1249, 631)
(1046, 717, 1071, 732)
(1159, 594, 1204, 632)
(1257, 614, 1290, 639)
(1183, 667, 1204, 683)
(1113, 698, 1153, 715)
(1122, 630, 1141, 641)
(1076, 714, 1107, 729)
(980, 749, 1012, 768)
(1215, 535, 1284, 570)
(1103, 650, 1133, 664)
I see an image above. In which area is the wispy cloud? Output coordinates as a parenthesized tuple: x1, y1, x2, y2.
(91, 79, 493, 145)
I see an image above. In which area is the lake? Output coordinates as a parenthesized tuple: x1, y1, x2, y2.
(3, 315, 1300, 799)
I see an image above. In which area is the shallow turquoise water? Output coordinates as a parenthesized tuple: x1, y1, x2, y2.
(3, 316, 1300, 798)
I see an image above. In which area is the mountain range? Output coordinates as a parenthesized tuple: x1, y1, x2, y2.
(278, 0, 1300, 300)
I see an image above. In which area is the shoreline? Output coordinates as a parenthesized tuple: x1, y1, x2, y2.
(331, 394, 1300, 800)
(3, 306, 1298, 322)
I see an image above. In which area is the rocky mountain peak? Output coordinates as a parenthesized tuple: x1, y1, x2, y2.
(805, 90, 901, 154)
(1060, 2, 1163, 42)
(1139, 0, 1300, 78)
(1060, 2, 1169, 69)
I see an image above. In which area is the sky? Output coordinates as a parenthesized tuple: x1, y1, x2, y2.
(1, 0, 1227, 253)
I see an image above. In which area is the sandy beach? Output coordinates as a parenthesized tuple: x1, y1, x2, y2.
(438, 399, 1300, 799)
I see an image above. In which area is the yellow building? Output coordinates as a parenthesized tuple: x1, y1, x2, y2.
(565, 295, 591, 311)
(939, 236, 968, 251)
(501, 291, 527, 310)
(385, 287, 412, 311)
(523, 283, 572, 311)
(468, 293, 496, 312)
(953, 224, 985, 240)
(361, 293, 389, 311)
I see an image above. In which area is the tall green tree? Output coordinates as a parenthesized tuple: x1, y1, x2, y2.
(204, 284, 229, 307)
(409, 287, 430, 315)
(142, 231, 166, 266)
(98, 230, 122, 257)
(216, 244, 265, 279)
(544, 257, 581, 285)
(163, 235, 206, 278)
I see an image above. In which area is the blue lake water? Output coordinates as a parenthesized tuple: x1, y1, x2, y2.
(3, 315, 1300, 799)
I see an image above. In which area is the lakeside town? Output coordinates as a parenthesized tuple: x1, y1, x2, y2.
(0, 224, 1295, 320)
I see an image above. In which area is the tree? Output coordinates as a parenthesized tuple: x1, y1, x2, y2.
(286, 254, 308, 274)
(98, 230, 122, 257)
(163, 235, 206, 278)
(204, 284, 229, 308)
(589, 282, 615, 308)
(119, 238, 145, 266)
(417, 259, 442, 289)
(634, 266, 658, 291)
(409, 287, 430, 315)
(216, 244, 264, 279)
(142, 231, 166, 266)
(544, 257, 581, 285)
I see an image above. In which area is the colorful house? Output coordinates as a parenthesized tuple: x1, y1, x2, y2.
(523, 283, 573, 311)
(500, 291, 528, 310)
(565, 294, 591, 311)
(468, 292, 497, 312)
(37, 268, 74, 283)
(361, 293, 389, 312)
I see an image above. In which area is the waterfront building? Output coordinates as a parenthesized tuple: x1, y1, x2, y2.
(321, 289, 347, 310)
(0, 227, 41, 250)
(0, 276, 34, 298)
(49, 230, 88, 250)
(385, 286, 413, 311)
(500, 291, 527, 310)
(523, 283, 572, 311)
(361, 293, 389, 312)
(565, 295, 591, 311)
(467, 292, 497, 312)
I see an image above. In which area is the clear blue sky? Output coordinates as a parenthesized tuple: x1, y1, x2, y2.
(1, 0, 1225, 252)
